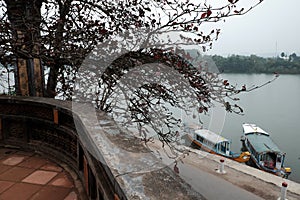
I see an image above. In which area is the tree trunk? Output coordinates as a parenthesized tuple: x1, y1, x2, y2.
(45, 1, 71, 98)
(5, 0, 44, 96)
(45, 64, 59, 98)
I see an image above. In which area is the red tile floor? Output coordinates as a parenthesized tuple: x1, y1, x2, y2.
(0, 148, 81, 200)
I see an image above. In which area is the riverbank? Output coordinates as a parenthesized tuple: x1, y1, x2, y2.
(148, 141, 300, 200)
(211, 54, 300, 74)
(188, 148, 300, 199)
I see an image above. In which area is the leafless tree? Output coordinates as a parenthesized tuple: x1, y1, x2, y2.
(1, 0, 275, 150)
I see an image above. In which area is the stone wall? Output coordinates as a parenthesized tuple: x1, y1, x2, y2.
(0, 96, 202, 200)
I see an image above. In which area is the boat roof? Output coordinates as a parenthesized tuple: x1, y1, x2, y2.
(194, 129, 229, 144)
(242, 123, 269, 136)
(246, 133, 282, 154)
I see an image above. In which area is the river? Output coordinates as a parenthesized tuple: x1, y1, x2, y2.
(204, 74, 300, 183)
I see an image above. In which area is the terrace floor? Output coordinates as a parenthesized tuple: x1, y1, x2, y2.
(0, 148, 81, 200)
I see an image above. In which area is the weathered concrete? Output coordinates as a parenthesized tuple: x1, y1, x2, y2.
(1, 96, 299, 200)
(146, 140, 300, 200)
(178, 162, 264, 200)
(185, 148, 300, 200)
(0, 96, 205, 199)
(72, 101, 204, 199)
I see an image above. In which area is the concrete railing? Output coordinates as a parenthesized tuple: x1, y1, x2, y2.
(0, 96, 201, 200)
(0, 96, 126, 200)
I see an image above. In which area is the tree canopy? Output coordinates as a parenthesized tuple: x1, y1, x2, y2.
(0, 0, 264, 96)
(212, 53, 300, 74)
(0, 0, 268, 150)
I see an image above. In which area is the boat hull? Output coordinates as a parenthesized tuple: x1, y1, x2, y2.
(188, 135, 250, 163)
(241, 138, 291, 178)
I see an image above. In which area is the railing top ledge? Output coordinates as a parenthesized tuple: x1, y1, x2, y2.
(0, 96, 202, 200)
(0, 95, 72, 110)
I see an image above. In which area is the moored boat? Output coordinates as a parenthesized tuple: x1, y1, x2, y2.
(184, 126, 250, 163)
(241, 123, 291, 178)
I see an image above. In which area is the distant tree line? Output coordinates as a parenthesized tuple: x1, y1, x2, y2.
(212, 53, 300, 74)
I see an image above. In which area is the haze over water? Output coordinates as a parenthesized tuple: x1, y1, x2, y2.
(218, 74, 300, 183)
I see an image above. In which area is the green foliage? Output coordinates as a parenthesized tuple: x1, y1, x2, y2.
(212, 53, 300, 74)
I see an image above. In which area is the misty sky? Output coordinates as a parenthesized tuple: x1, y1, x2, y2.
(205, 0, 300, 57)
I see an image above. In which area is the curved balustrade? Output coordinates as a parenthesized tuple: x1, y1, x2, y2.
(0, 96, 200, 200)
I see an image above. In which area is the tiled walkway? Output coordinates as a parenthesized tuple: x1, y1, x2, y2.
(0, 148, 80, 200)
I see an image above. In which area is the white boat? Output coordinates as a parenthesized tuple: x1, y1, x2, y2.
(184, 125, 250, 163)
(241, 123, 291, 178)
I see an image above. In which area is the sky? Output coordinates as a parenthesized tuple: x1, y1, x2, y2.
(205, 0, 300, 57)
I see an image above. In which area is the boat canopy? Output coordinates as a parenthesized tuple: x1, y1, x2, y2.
(246, 133, 282, 154)
(243, 123, 269, 136)
(194, 129, 229, 145)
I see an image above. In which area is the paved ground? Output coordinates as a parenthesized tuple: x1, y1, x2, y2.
(0, 148, 80, 200)
(147, 140, 300, 200)
(181, 149, 300, 200)
(1, 143, 300, 200)
(178, 162, 263, 200)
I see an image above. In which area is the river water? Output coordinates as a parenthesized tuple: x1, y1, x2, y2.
(206, 74, 300, 183)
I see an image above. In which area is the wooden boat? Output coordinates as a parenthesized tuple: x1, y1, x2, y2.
(241, 123, 291, 178)
(185, 127, 251, 163)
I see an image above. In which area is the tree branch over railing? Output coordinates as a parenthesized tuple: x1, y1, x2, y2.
(1, 0, 269, 153)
